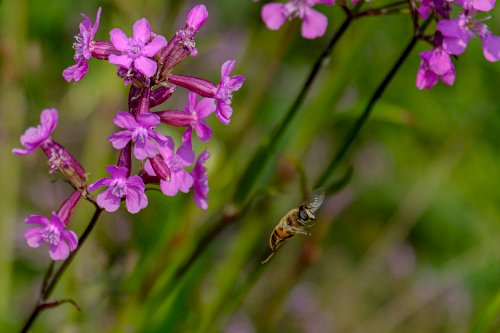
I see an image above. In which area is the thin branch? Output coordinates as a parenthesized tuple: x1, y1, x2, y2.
(314, 18, 431, 189)
(20, 206, 103, 333)
(233, 6, 362, 205)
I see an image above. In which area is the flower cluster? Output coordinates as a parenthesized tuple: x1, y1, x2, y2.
(260, 0, 336, 39)
(62, 4, 244, 215)
(416, 0, 499, 89)
(14, 4, 245, 260)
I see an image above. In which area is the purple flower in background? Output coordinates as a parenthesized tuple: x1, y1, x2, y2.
(416, 49, 456, 90)
(192, 150, 210, 210)
(438, 14, 500, 62)
(109, 18, 168, 77)
(455, 0, 496, 12)
(109, 112, 169, 160)
(145, 132, 194, 196)
(261, 0, 334, 39)
(215, 60, 245, 125)
(63, 8, 101, 83)
(184, 92, 215, 141)
(416, 0, 451, 20)
(88, 165, 148, 213)
(24, 212, 78, 261)
(13, 108, 58, 155)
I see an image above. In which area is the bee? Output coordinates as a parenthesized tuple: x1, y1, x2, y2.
(262, 189, 325, 264)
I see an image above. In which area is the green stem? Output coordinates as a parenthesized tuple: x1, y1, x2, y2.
(20, 206, 103, 333)
(233, 10, 360, 205)
(314, 19, 431, 189)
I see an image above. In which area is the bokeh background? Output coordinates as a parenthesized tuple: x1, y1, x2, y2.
(1, 0, 499, 332)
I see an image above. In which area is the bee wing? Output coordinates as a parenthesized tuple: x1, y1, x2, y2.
(305, 188, 325, 214)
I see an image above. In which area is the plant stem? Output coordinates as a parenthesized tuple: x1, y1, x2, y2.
(233, 9, 360, 205)
(314, 19, 431, 189)
(20, 206, 103, 333)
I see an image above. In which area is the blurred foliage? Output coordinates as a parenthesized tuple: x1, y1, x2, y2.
(1, 0, 499, 332)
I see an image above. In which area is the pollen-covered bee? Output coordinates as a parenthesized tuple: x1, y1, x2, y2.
(262, 189, 325, 264)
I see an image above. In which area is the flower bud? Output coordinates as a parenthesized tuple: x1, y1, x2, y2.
(167, 74, 217, 97)
(41, 141, 87, 191)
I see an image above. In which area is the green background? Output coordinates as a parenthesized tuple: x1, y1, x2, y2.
(1, 0, 499, 332)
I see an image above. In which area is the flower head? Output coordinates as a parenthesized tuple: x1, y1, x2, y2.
(215, 60, 245, 125)
(63, 8, 101, 83)
(192, 150, 210, 210)
(184, 92, 215, 141)
(261, 0, 333, 39)
(24, 212, 78, 261)
(109, 18, 168, 77)
(109, 112, 169, 160)
(13, 108, 58, 155)
(186, 4, 209, 33)
(438, 13, 500, 62)
(88, 165, 148, 213)
(416, 49, 456, 90)
(145, 132, 194, 196)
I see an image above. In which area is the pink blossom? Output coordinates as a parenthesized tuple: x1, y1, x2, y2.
(109, 112, 169, 160)
(63, 8, 101, 82)
(438, 14, 500, 62)
(416, 49, 456, 90)
(145, 132, 194, 197)
(25, 212, 78, 261)
(13, 108, 58, 155)
(88, 165, 148, 213)
(109, 18, 167, 77)
(155, 92, 215, 142)
(261, 0, 333, 39)
(215, 60, 245, 125)
(192, 150, 210, 210)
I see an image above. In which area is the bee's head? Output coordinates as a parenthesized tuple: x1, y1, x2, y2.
(298, 206, 315, 225)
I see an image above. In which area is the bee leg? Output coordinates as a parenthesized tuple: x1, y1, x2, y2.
(289, 226, 311, 236)
(261, 251, 275, 264)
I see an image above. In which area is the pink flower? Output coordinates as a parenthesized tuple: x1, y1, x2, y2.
(261, 0, 333, 39)
(454, 0, 496, 12)
(145, 132, 194, 197)
(109, 112, 169, 160)
(416, 49, 456, 90)
(63, 8, 101, 83)
(13, 108, 58, 155)
(215, 60, 245, 125)
(438, 14, 500, 62)
(24, 212, 78, 261)
(108, 18, 167, 77)
(166, 60, 245, 125)
(155, 92, 215, 142)
(192, 150, 210, 210)
(88, 165, 148, 214)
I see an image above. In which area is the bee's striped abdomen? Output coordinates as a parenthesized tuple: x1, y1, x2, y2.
(269, 228, 293, 252)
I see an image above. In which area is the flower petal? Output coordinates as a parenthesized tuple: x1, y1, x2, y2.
(134, 56, 158, 77)
(142, 35, 168, 57)
(62, 230, 79, 251)
(481, 33, 500, 62)
(109, 28, 129, 51)
(109, 130, 132, 149)
(132, 18, 152, 44)
(49, 242, 70, 261)
(109, 54, 134, 69)
(96, 189, 121, 212)
(25, 214, 51, 227)
(62, 60, 89, 83)
(262, 3, 287, 30)
(301, 8, 328, 39)
(25, 228, 45, 248)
